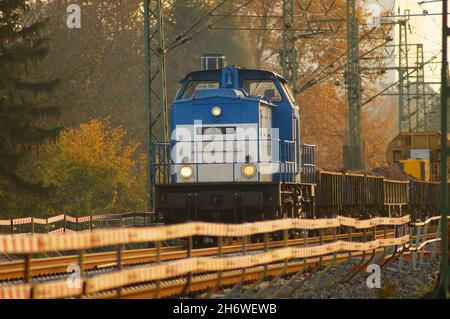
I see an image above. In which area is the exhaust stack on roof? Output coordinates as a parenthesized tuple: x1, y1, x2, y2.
(201, 53, 226, 70)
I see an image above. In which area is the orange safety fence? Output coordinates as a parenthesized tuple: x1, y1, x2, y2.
(1, 214, 445, 299)
(0, 235, 410, 299)
(411, 216, 442, 227)
(0, 212, 155, 235)
(0, 216, 411, 254)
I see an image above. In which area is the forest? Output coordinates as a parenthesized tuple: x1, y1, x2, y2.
(0, 0, 397, 217)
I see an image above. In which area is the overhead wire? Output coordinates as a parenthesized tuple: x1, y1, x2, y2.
(300, 30, 391, 92)
(166, 0, 256, 53)
(166, 0, 228, 51)
(362, 52, 440, 106)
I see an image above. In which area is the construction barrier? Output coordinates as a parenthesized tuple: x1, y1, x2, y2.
(0, 284, 32, 299)
(1, 235, 409, 299)
(409, 238, 441, 251)
(0, 215, 411, 254)
(48, 228, 65, 235)
(12, 218, 32, 226)
(0, 211, 423, 237)
(0, 212, 155, 236)
(3, 215, 446, 299)
(411, 216, 441, 227)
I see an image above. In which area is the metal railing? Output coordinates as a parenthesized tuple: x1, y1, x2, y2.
(153, 139, 299, 183)
(301, 144, 316, 183)
(0, 212, 156, 236)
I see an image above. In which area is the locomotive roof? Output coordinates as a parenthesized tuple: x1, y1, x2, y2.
(179, 68, 288, 84)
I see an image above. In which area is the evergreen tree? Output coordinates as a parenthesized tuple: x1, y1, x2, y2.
(0, 0, 59, 213)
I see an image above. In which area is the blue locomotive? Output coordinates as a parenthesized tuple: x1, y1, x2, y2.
(153, 55, 315, 224)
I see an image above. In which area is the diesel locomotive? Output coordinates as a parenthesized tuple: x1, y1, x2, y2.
(153, 56, 440, 224)
(153, 58, 315, 224)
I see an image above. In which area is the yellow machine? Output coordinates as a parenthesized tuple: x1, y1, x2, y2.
(386, 131, 450, 182)
(399, 159, 430, 181)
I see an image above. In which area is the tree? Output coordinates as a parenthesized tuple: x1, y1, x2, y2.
(299, 81, 347, 168)
(166, 0, 250, 99)
(0, 1, 59, 214)
(39, 119, 146, 215)
(234, 1, 398, 169)
(27, 1, 251, 145)
(30, 0, 147, 140)
(363, 95, 398, 168)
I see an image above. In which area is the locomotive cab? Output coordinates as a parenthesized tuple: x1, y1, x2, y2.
(171, 66, 299, 182)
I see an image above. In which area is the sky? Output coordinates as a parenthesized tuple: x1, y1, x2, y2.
(396, 0, 441, 87)
(364, 0, 442, 87)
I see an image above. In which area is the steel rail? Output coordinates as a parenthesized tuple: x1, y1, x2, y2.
(0, 232, 439, 299)
(85, 249, 404, 299)
(0, 246, 180, 281)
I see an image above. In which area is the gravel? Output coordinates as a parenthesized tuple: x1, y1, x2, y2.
(370, 167, 417, 181)
(213, 258, 440, 299)
(293, 261, 439, 299)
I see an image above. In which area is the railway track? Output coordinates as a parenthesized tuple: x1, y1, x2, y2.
(0, 214, 441, 299)
(0, 246, 180, 281)
(84, 249, 406, 299)
(87, 238, 436, 300)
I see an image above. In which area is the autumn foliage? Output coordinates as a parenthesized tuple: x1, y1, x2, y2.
(237, 0, 397, 169)
(0, 1, 402, 217)
(38, 119, 146, 215)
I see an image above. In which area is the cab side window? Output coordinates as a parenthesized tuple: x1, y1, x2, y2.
(242, 80, 282, 102)
(181, 81, 219, 99)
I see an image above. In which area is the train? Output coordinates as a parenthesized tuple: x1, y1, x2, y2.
(152, 55, 440, 225)
(314, 170, 439, 221)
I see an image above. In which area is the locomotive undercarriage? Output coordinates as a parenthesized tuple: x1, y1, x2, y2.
(155, 182, 315, 225)
(155, 180, 437, 226)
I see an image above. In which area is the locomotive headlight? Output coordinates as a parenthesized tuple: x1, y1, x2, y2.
(180, 165, 193, 179)
(211, 106, 222, 117)
(242, 163, 257, 178)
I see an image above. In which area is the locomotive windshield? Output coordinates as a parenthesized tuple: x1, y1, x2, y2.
(181, 80, 219, 99)
(242, 79, 282, 102)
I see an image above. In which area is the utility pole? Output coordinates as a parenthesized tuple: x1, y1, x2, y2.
(144, 0, 168, 211)
(378, 42, 428, 131)
(281, 0, 298, 94)
(398, 10, 411, 132)
(433, 0, 449, 299)
(343, 0, 364, 170)
(414, 44, 426, 131)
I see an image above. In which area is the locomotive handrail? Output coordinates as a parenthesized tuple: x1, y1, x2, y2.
(153, 138, 300, 181)
(154, 138, 299, 183)
(156, 161, 288, 183)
